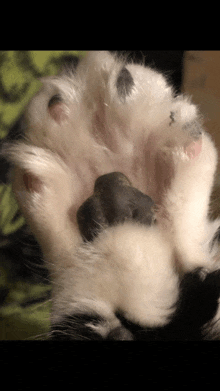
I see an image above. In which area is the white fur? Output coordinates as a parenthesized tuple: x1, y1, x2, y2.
(51, 223, 178, 327)
(3, 51, 220, 331)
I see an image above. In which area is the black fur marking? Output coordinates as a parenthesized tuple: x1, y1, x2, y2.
(116, 67, 134, 101)
(161, 268, 220, 340)
(77, 172, 155, 242)
(115, 268, 220, 340)
(50, 314, 105, 340)
(169, 111, 175, 126)
(49, 269, 220, 340)
(51, 313, 135, 340)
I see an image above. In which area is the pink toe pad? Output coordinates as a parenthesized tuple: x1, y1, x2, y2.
(184, 138, 202, 159)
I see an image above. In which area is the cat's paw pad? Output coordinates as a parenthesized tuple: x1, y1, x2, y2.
(77, 172, 155, 241)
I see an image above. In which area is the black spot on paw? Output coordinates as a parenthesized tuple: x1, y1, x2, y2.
(48, 94, 62, 108)
(116, 67, 134, 101)
(77, 172, 155, 242)
(94, 172, 155, 226)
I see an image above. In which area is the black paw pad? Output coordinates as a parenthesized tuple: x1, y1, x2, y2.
(48, 94, 62, 108)
(116, 67, 134, 101)
(107, 326, 134, 340)
(77, 172, 155, 242)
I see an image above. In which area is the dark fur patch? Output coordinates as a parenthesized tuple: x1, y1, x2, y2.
(50, 269, 220, 340)
(51, 314, 105, 340)
(169, 111, 175, 126)
(51, 313, 135, 340)
(114, 268, 220, 340)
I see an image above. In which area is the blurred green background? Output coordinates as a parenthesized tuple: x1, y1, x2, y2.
(0, 51, 85, 339)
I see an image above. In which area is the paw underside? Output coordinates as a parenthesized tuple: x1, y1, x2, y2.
(51, 172, 220, 341)
(3, 52, 220, 340)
